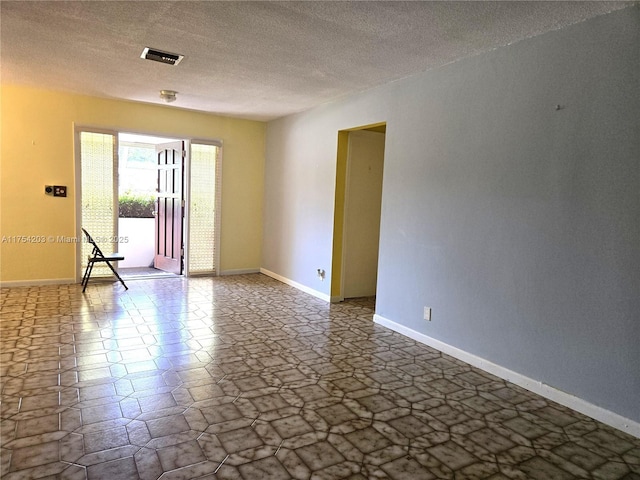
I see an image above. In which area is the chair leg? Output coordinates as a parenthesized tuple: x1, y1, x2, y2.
(104, 260, 128, 291)
(82, 262, 94, 293)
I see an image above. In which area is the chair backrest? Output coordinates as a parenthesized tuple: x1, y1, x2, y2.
(82, 228, 104, 258)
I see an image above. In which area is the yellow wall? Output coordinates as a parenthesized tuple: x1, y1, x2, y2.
(330, 131, 349, 299)
(0, 84, 265, 283)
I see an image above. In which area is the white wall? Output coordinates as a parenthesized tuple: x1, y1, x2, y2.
(263, 6, 640, 425)
(118, 218, 154, 268)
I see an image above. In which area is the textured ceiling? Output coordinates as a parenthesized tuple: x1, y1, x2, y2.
(0, 1, 631, 121)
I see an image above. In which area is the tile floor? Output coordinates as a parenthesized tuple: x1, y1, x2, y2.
(1, 274, 639, 480)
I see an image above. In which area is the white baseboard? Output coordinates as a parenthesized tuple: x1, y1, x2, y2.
(0, 278, 76, 288)
(374, 314, 640, 439)
(260, 268, 331, 302)
(219, 268, 260, 276)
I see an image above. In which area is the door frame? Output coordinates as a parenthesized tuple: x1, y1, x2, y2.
(184, 139, 224, 276)
(74, 126, 223, 282)
(74, 125, 119, 282)
(331, 122, 386, 302)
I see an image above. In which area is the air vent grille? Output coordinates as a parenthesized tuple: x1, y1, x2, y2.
(141, 47, 184, 66)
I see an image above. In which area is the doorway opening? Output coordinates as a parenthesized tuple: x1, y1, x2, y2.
(118, 133, 182, 280)
(331, 122, 386, 304)
(76, 128, 222, 285)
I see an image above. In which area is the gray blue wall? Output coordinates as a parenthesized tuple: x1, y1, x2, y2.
(263, 7, 639, 422)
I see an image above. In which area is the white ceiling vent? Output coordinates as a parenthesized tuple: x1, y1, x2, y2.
(140, 47, 184, 66)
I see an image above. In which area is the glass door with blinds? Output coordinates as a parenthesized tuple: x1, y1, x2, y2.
(75, 129, 222, 282)
(186, 142, 222, 275)
(76, 129, 118, 279)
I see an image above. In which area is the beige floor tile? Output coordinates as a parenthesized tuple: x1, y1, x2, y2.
(1, 274, 639, 479)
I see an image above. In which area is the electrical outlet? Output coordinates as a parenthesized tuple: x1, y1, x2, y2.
(53, 185, 67, 197)
(424, 307, 431, 321)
